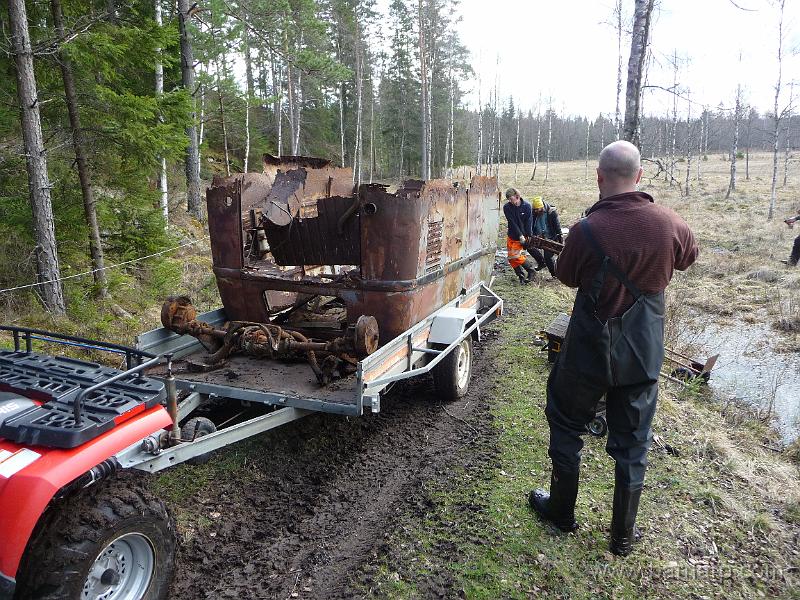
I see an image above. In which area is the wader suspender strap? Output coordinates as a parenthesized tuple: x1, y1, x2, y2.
(579, 219, 643, 305)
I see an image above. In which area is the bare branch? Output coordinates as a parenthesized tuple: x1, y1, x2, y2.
(727, 0, 758, 11)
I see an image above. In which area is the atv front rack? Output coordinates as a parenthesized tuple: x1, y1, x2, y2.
(0, 326, 166, 448)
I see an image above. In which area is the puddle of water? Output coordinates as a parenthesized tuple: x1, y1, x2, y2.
(684, 320, 800, 444)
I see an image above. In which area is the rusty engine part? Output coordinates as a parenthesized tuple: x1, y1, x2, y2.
(526, 236, 564, 255)
(160, 297, 378, 385)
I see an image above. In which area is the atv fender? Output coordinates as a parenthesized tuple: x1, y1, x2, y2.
(0, 406, 171, 588)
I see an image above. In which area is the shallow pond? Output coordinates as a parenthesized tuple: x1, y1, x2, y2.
(686, 319, 800, 444)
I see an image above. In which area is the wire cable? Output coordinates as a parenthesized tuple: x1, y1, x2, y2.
(0, 238, 205, 295)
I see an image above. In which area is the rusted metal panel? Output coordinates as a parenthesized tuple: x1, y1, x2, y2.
(266, 196, 360, 266)
(207, 178, 243, 270)
(359, 184, 428, 282)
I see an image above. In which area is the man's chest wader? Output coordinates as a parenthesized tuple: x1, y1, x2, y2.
(545, 219, 665, 488)
(559, 220, 665, 386)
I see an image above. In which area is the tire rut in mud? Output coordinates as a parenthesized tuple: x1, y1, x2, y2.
(168, 329, 500, 599)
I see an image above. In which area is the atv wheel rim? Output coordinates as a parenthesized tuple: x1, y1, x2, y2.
(83, 532, 155, 600)
(456, 340, 471, 390)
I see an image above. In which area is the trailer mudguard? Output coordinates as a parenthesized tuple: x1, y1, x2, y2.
(0, 405, 172, 590)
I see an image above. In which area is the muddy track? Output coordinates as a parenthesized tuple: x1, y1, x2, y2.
(168, 328, 500, 599)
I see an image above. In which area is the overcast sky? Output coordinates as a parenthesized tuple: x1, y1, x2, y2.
(416, 0, 800, 118)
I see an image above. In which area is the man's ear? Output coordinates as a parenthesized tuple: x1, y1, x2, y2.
(596, 167, 603, 185)
(635, 167, 643, 184)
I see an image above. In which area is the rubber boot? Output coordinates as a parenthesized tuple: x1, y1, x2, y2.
(609, 477, 643, 556)
(525, 266, 536, 283)
(528, 466, 579, 532)
(513, 265, 527, 285)
(522, 259, 536, 283)
(788, 238, 800, 266)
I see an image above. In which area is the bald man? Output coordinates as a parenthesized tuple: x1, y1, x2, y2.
(528, 140, 698, 556)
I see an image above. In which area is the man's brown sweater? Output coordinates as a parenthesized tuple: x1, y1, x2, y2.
(556, 191, 698, 320)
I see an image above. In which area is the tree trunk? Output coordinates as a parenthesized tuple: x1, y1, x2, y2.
(530, 103, 541, 181)
(769, 0, 786, 221)
(621, 0, 654, 145)
(353, 35, 363, 184)
(418, 0, 429, 179)
(584, 119, 591, 181)
(669, 50, 678, 186)
(746, 109, 753, 180)
(684, 98, 692, 197)
(292, 37, 303, 155)
(726, 86, 741, 199)
(9, 0, 66, 314)
(600, 115, 606, 149)
(270, 50, 283, 157)
(154, 0, 168, 226)
(513, 110, 520, 181)
(51, 0, 108, 298)
(697, 109, 705, 182)
(369, 78, 375, 183)
(215, 57, 231, 177)
(544, 103, 552, 183)
(177, 0, 202, 220)
(243, 26, 254, 173)
(783, 82, 793, 187)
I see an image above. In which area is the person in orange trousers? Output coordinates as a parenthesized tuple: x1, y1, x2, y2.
(503, 188, 536, 284)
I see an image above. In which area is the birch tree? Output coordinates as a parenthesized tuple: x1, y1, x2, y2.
(418, 0, 430, 179)
(768, 0, 786, 220)
(178, 0, 202, 220)
(8, 0, 66, 314)
(726, 83, 742, 199)
(622, 0, 655, 145)
(155, 0, 169, 222)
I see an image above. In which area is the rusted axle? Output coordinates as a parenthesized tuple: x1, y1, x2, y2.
(160, 296, 379, 385)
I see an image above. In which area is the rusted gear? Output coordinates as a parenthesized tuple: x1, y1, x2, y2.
(354, 315, 379, 356)
(161, 296, 197, 330)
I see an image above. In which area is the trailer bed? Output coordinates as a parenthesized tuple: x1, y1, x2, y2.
(148, 353, 358, 408)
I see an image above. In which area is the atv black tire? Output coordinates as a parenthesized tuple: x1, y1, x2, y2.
(15, 473, 176, 600)
(432, 337, 473, 401)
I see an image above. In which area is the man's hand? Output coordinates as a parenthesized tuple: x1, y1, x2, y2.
(519, 235, 526, 244)
(786, 218, 796, 229)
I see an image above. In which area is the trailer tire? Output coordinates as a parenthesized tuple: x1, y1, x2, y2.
(432, 337, 473, 401)
(181, 416, 217, 465)
(16, 474, 176, 600)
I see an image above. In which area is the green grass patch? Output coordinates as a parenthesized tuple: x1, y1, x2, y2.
(371, 273, 800, 599)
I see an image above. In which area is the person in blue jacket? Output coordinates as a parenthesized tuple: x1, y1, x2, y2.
(503, 188, 536, 284)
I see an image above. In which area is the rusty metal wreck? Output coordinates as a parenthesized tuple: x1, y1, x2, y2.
(162, 155, 500, 384)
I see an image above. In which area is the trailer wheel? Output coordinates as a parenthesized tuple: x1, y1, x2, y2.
(181, 416, 217, 465)
(432, 337, 473, 401)
(16, 475, 175, 600)
(588, 415, 608, 438)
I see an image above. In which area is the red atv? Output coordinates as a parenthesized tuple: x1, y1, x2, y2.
(0, 326, 176, 599)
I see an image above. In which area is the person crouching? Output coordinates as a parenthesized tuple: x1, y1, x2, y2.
(503, 188, 536, 284)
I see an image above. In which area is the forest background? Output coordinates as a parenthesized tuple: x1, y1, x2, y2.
(0, 0, 797, 327)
